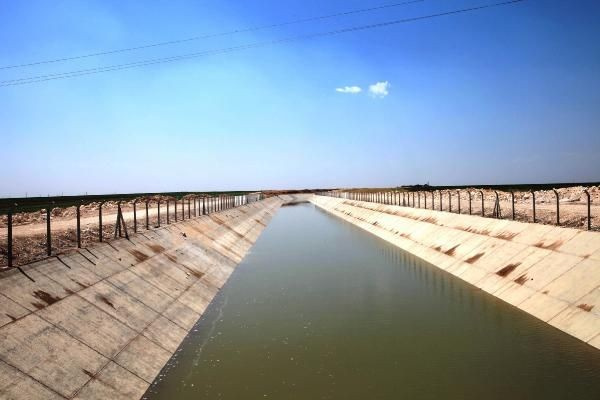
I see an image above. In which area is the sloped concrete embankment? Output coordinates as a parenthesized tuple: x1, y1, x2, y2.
(0, 197, 282, 400)
(311, 195, 600, 350)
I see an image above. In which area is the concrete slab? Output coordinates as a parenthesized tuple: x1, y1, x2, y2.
(0, 265, 70, 312)
(78, 281, 157, 333)
(73, 361, 148, 400)
(128, 262, 186, 298)
(0, 314, 107, 398)
(468, 241, 529, 273)
(36, 294, 137, 358)
(541, 258, 600, 303)
(591, 245, 600, 262)
(142, 315, 188, 353)
(202, 265, 235, 288)
(522, 226, 580, 250)
(36, 257, 102, 293)
(80, 248, 128, 278)
(511, 224, 559, 246)
(549, 306, 600, 343)
(557, 230, 600, 259)
(588, 332, 600, 349)
(477, 274, 507, 295)
(115, 335, 171, 383)
(162, 301, 201, 331)
(0, 360, 64, 400)
(455, 265, 488, 285)
(449, 235, 491, 262)
(488, 247, 552, 291)
(0, 293, 30, 328)
(458, 237, 506, 269)
(519, 292, 570, 322)
(574, 287, 600, 317)
(521, 252, 583, 291)
(177, 280, 218, 314)
(107, 270, 174, 313)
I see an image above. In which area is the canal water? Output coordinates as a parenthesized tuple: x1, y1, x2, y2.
(144, 203, 600, 399)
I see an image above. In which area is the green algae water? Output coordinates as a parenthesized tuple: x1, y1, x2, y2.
(144, 203, 600, 399)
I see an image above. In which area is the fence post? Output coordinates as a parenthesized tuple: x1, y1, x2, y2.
(46, 205, 52, 256)
(7, 211, 13, 268)
(457, 190, 461, 214)
(493, 191, 501, 219)
(175, 200, 178, 222)
(468, 192, 472, 215)
(439, 191, 443, 211)
(480, 191, 484, 217)
(145, 200, 149, 229)
(115, 202, 122, 238)
(76, 204, 81, 248)
(553, 189, 559, 226)
(511, 191, 515, 220)
(531, 191, 536, 223)
(133, 200, 138, 233)
(157, 201, 161, 227)
(99, 202, 104, 242)
(167, 200, 170, 224)
(448, 191, 452, 213)
(584, 190, 591, 230)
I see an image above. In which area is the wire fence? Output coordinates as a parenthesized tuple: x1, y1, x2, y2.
(318, 187, 597, 232)
(0, 192, 264, 270)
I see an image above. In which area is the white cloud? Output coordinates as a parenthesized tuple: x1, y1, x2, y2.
(368, 81, 390, 98)
(335, 86, 362, 94)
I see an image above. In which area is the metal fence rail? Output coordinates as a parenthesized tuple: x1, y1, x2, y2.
(1, 191, 264, 270)
(318, 188, 596, 232)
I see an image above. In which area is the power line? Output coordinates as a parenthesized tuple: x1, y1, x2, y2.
(0, 0, 527, 87)
(0, 0, 424, 70)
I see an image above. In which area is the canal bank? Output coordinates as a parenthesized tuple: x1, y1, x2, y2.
(310, 195, 600, 350)
(145, 202, 600, 399)
(0, 197, 282, 399)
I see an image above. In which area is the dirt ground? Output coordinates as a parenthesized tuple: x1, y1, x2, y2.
(0, 187, 597, 269)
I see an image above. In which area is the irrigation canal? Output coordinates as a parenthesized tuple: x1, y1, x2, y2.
(144, 203, 600, 399)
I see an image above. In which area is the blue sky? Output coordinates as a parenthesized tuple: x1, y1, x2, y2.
(1, 0, 599, 196)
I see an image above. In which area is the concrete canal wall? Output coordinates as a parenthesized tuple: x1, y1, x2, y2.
(311, 195, 600, 350)
(0, 197, 282, 400)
